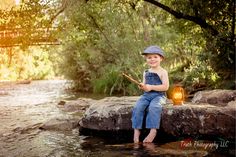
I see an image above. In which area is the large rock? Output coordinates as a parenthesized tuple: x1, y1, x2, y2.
(79, 96, 138, 130)
(192, 90, 236, 106)
(161, 103, 235, 139)
(79, 95, 236, 139)
(40, 117, 79, 131)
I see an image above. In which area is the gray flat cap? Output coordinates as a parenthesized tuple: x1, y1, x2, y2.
(142, 45, 164, 58)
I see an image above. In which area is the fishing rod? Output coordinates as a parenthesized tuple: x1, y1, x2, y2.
(122, 73, 141, 85)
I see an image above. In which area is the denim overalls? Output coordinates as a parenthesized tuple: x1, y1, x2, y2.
(132, 70, 166, 129)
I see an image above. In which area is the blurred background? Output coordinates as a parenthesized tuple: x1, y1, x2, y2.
(0, 0, 235, 97)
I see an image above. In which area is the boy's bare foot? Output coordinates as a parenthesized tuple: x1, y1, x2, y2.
(143, 129, 157, 143)
(143, 142, 155, 151)
(133, 129, 140, 143)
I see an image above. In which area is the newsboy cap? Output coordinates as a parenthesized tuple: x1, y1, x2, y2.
(142, 45, 164, 58)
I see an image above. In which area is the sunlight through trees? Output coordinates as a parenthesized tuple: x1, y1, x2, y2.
(0, 0, 235, 93)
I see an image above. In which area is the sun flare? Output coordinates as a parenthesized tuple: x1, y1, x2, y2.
(15, 0, 20, 5)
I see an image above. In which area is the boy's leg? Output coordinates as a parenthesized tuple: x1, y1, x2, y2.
(131, 95, 149, 129)
(132, 95, 149, 143)
(144, 96, 166, 143)
(143, 129, 157, 143)
(133, 129, 140, 143)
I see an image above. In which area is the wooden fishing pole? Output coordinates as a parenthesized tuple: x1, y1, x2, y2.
(122, 73, 141, 85)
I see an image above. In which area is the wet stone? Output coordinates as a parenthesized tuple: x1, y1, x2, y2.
(40, 117, 80, 131)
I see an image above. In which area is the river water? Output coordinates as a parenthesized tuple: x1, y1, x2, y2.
(0, 80, 234, 157)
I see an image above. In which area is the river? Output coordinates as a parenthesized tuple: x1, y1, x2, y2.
(0, 80, 234, 157)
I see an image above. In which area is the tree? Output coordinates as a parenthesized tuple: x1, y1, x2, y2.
(144, 0, 235, 87)
(0, 0, 63, 80)
(52, 0, 235, 96)
(0, 0, 65, 47)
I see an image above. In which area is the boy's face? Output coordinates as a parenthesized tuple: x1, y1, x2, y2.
(145, 54, 163, 68)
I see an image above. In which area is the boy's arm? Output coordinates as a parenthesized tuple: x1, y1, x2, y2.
(142, 71, 146, 84)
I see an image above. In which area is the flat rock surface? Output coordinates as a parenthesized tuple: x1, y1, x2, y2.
(79, 92, 236, 139)
(192, 89, 236, 106)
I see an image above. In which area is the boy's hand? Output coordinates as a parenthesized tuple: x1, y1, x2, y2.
(138, 83, 152, 92)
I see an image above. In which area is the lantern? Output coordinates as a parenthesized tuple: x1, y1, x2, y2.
(171, 85, 185, 105)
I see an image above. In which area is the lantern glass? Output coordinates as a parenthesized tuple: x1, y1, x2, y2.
(173, 92, 183, 100)
(172, 85, 185, 105)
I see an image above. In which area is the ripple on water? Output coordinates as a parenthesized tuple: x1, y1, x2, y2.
(0, 80, 73, 106)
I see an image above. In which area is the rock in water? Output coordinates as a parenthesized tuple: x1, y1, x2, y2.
(62, 98, 94, 112)
(40, 117, 79, 131)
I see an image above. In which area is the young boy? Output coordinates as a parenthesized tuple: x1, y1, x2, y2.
(132, 45, 169, 143)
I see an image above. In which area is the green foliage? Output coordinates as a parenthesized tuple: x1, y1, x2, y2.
(91, 65, 142, 95)
(92, 65, 122, 95)
(0, 47, 55, 80)
(183, 61, 220, 91)
(53, 0, 148, 95)
(164, 0, 235, 83)
(0, 0, 234, 93)
(50, 0, 235, 96)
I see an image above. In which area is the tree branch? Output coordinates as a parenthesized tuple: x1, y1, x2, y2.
(144, 0, 219, 36)
(189, 0, 199, 17)
(232, 0, 235, 44)
(87, 14, 114, 50)
(49, 0, 69, 24)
